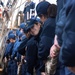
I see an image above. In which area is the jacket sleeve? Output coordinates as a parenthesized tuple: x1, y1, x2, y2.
(11, 42, 20, 59)
(38, 36, 53, 60)
(18, 38, 28, 55)
(5, 43, 13, 56)
(55, 5, 66, 46)
(38, 25, 55, 60)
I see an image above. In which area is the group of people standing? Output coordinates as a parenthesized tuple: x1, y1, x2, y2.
(2, 0, 75, 75)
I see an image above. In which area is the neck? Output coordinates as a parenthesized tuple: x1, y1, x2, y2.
(42, 17, 47, 24)
(44, 18, 47, 22)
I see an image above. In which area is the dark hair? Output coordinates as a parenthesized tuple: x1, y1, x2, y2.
(47, 4, 57, 18)
(39, 4, 57, 18)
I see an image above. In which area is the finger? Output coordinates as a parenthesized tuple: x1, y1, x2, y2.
(50, 51, 55, 58)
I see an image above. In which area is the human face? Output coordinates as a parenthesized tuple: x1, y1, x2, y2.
(30, 23, 40, 36)
(20, 29, 24, 33)
(9, 39, 13, 43)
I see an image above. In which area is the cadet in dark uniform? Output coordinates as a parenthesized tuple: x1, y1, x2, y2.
(50, 0, 74, 75)
(59, 0, 75, 74)
(50, 0, 66, 75)
(20, 35, 27, 75)
(3, 37, 14, 75)
(36, 1, 56, 74)
(17, 23, 31, 75)
(50, 0, 75, 75)
(7, 33, 17, 75)
(24, 18, 42, 75)
(18, 23, 31, 55)
(18, 32, 24, 41)
(17, 32, 27, 75)
(23, 0, 35, 22)
(19, 23, 26, 33)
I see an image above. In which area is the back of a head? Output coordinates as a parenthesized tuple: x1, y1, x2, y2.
(8, 33, 16, 40)
(36, 1, 57, 18)
(36, 1, 51, 17)
(47, 4, 57, 18)
(18, 32, 24, 39)
(8, 30, 14, 36)
(20, 23, 26, 29)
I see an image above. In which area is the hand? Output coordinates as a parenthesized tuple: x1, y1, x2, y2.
(21, 55, 25, 60)
(41, 72, 46, 75)
(50, 45, 59, 58)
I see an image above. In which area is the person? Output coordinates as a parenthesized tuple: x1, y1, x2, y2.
(59, 0, 75, 74)
(19, 35, 27, 75)
(18, 32, 24, 41)
(17, 32, 26, 75)
(3, 38, 14, 75)
(23, 0, 35, 22)
(50, 0, 75, 75)
(36, 1, 56, 74)
(6, 33, 17, 75)
(4, 30, 15, 60)
(23, 18, 42, 75)
(17, 23, 31, 75)
(18, 22, 31, 55)
(20, 23, 25, 31)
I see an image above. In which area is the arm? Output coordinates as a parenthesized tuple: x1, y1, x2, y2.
(59, 0, 75, 67)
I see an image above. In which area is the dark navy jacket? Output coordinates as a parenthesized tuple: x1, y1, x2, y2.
(11, 40, 21, 59)
(7, 42, 18, 75)
(38, 18, 56, 60)
(26, 37, 38, 74)
(59, 0, 75, 67)
(18, 37, 29, 55)
(23, 1, 35, 21)
(23, 1, 35, 13)
(55, 0, 68, 46)
(56, 0, 64, 22)
(4, 43, 14, 59)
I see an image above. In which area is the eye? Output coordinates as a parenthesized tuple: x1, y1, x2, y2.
(31, 26, 34, 29)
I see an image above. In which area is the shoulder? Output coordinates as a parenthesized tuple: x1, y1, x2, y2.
(41, 18, 55, 36)
(31, 1, 35, 5)
(44, 18, 56, 28)
(27, 37, 37, 46)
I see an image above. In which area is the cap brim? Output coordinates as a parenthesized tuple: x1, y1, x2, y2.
(27, 24, 34, 31)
